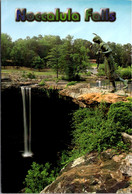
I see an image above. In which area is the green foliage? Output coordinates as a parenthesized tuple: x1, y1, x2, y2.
(24, 162, 57, 193)
(108, 42, 132, 67)
(72, 39, 90, 75)
(61, 35, 90, 80)
(116, 66, 131, 79)
(32, 56, 44, 71)
(86, 71, 92, 76)
(108, 102, 132, 131)
(26, 72, 36, 79)
(97, 64, 106, 76)
(38, 79, 45, 86)
(97, 63, 118, 77)
(59, 150, 71, 167)
(127, 97, 132, 102)
(40, 87, 56, 98)
(21, 71, 36, 79)
(2, 33, 131, 71)
(127, 128, 132, 135)
(1, 33, 13, 67)
(10, 39, 37, 68)
(69, 102, 132, 160)
(24, 101, 132, 191)
(46, 45, 63, 78)
(66, 81, 78, 86)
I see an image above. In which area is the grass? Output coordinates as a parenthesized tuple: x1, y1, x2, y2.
(66, 81, 78, 86)
(1, 67, 57, 76)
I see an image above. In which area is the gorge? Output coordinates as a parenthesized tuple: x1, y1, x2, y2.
(1, 81, 131, 193)
(1, 86, 78, 193)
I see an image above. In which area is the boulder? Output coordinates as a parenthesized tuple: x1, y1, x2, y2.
(41, 150, 132, 193)
(121, 133, 132, 149)
(120, 154, 132, 176)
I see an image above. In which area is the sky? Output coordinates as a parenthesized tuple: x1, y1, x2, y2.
(1, 0, 132, 44)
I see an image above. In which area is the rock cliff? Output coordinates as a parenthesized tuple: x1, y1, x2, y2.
(41, 150, 132, 193)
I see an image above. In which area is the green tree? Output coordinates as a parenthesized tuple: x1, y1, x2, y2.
(61, 35, 76, 80)
(62, 36, 91, 80)
(10, 39, 26, 67)
(1, 33, 13, 68)
(41, 35, 62, 67)
(73, 39, 90, 75)
(107, 42, 132, 67)
(122, 43, 131, 67)
(47, 45, 63, 78)
(10, 39, 36, 68)
(32, 56, 44, 71)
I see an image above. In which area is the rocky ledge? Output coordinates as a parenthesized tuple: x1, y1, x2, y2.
(75, 93, 128, 107)
(41, 149, 132, 193)
(2, 80, 129, 107)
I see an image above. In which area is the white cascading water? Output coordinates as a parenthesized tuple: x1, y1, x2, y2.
(98, 80, 101, 87)
(21, 87, 33, 157)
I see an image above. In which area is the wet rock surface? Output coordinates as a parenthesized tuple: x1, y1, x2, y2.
(41, 150, 132, 193)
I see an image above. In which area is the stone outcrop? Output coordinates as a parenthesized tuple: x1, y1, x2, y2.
(41, 150, 132, 193)
(76, 93, 128, 107)
(59, 83, 129, 107)
(2, 76, 130, 106)
(121, 133, 132, 150)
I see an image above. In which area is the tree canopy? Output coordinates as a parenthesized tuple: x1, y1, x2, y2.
(1, 33, 131, 79)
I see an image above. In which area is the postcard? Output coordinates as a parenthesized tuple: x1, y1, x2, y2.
(1, 0, 132, 193)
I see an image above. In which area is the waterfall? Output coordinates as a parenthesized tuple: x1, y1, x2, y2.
(21, 87, 33, 157)
(98, 80, 101, 87)
(96, 80, 101, 88)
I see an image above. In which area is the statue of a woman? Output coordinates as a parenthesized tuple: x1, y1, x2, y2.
(93, 33, 128, 92)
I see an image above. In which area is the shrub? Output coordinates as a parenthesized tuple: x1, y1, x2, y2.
(26, 72, 36, 79)
(70, 102, 131, 159)
(86, 71, 92, 76)
(108, 102, 132, 131)
(39, 79, 45, 86)
(116, 66, 131, 79)
(24, 162, 57, 193)
(66, 81, 78, 86)
(127, 97, 132, 102)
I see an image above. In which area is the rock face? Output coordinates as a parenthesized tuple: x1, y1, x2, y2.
(77, 93, 128, 105)
(41, 150, 132, 193)
(121, 133, 132, 150)
(2, 78, 129, 107)
(74, 93, 128, 107)
(59, 83, 129, 107)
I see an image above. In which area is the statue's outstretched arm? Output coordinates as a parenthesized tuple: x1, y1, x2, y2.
(101, 45, 112, 54)
(102, 50, 112, 54)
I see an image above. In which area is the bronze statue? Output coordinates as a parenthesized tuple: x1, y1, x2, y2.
(93, 33, 128, 92)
